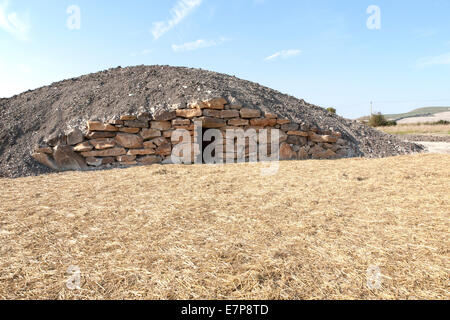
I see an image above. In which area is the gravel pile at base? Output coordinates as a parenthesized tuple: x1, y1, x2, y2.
(0, 65, 423, 178)
(400, 135, 450, 143)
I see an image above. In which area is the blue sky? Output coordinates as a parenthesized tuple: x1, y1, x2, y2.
(1, 0, 449, 118)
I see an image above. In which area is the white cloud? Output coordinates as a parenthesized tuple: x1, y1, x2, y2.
(264, 49, 301, 61)
(172, 37, 229, 52)
(413, 28, 437, 39)
(0, 1, 30, 41)
(416, 52, 450, 68)
(130, 49, 153, 57)
(151, 0, 202, 40)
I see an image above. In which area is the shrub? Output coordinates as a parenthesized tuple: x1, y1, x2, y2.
(326, 107, 337, 114)
(369, 113, 387, 127)
(384, 120, 397, 127)
(432, 120, 450, 125)
(368, 113, 396, 127)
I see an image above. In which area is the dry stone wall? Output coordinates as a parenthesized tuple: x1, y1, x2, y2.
(32, 97, 350, 172)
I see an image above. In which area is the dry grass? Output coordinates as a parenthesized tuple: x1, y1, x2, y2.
(0, 154, 449, 300)
(378, 124, 450, 135)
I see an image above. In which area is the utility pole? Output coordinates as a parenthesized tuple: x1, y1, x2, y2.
(370, 101, 373, 116)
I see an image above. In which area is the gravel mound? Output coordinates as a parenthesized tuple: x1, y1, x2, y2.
(0, 65, 423, 178)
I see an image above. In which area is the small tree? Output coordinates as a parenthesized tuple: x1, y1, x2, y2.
(326, 107, 337, 114)
(368, 113, 388, 127)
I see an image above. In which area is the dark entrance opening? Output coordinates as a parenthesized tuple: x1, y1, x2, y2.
(201, 128, 216, 164)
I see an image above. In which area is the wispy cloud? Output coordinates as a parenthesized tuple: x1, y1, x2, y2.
(0, 1, 30, 41)
(172, 37, 229, 52)
(264, 49, 301, 61)
(413, 28, 437, 39)
(416, 52, 450, 68)
(130, 49, 153, 57)
(151, 0, 202, 40)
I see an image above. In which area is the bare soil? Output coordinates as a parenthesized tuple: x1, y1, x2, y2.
(415, 142, 450, 154)
(396, 111, 450, 124)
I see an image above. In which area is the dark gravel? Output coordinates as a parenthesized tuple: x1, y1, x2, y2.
(0, 65, 423, 178)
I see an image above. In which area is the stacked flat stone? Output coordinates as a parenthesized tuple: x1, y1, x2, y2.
(32, 97, 350, 172)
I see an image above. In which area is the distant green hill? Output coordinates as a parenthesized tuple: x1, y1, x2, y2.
(385, 107, 450, 121)
(358, 107, 450, 121)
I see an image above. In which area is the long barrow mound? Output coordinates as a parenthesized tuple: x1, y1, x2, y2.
(0, 65, 423, 178)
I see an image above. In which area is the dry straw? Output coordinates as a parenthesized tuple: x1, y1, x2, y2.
(379, 124, 450, 135)
(0, 154, 448, 299)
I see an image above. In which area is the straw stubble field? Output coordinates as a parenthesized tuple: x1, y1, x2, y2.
(379, 124, 450, 135)
(0, 154, 448, 299)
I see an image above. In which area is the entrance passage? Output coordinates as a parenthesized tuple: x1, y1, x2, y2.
(201, 128, 217, 164)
